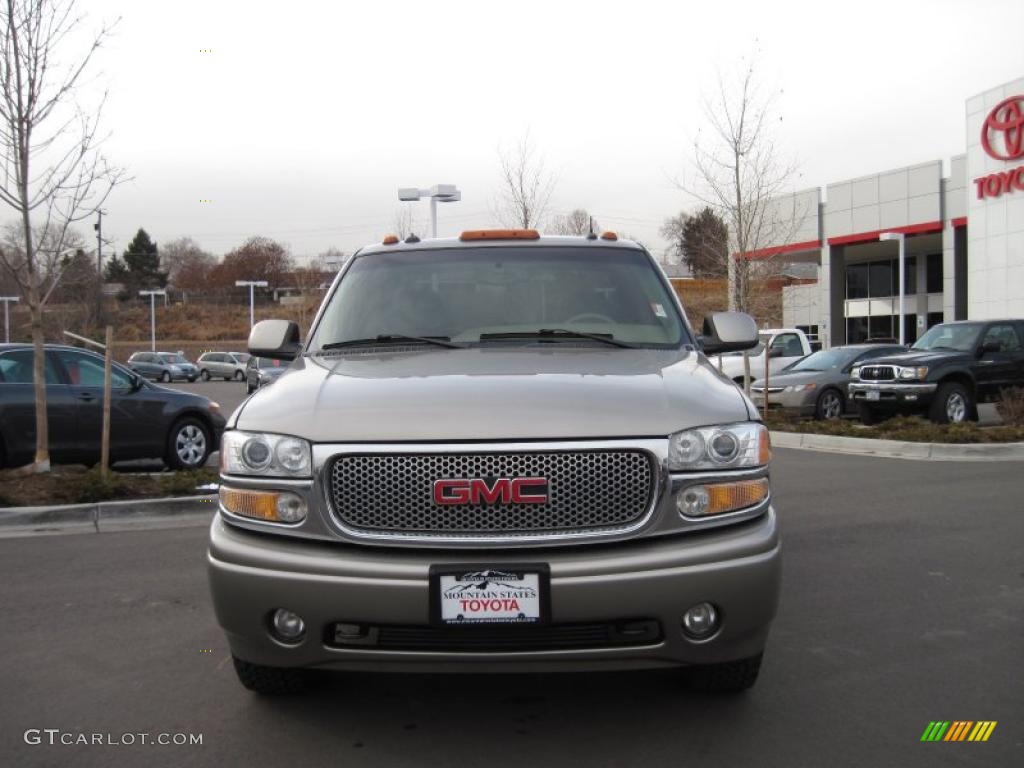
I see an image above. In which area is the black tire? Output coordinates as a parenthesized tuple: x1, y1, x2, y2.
(187, 376, 197, 383)
(685, 653, 763, 693)
(246, 382, 255, 394)
(232, 656, 308, 694)
(166, 416, 212, 470)
(929, 381, 972, 424)
(233, 370, 245, 381)
(200, 369, 211, 381)
(815, 388, 844, 420)
(160, 371, 171, 383)
(857, 403, 883, 425)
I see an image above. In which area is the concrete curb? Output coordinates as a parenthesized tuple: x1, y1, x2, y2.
(770, 431, 1024, 461)
(0, 494, 217, 537)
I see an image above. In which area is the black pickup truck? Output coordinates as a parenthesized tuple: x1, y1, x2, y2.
(848, 319, 1024, 424)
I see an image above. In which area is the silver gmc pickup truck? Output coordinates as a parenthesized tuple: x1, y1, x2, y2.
(208, 230, 781, 694)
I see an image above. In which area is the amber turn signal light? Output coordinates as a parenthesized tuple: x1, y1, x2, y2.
(459, 229, 540, 241)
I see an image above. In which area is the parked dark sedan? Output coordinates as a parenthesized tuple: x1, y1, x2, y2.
(0, 344, 226, 470)
(245, 356, 288, 394)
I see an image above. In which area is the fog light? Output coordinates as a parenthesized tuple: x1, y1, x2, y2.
(682, 602, 719, 639)
(676, 485, 710, 517)
(271, 608, 306, 642)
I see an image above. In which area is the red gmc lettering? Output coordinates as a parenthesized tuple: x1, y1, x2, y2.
(433, 477, 549, 505)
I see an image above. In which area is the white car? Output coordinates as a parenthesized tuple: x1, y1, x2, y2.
(714, 328, 813, 385)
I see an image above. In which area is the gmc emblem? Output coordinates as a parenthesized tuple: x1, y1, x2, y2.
(432, 477, 549, 506)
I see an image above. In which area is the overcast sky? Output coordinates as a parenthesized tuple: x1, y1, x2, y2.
(75, 0, 1024, 263)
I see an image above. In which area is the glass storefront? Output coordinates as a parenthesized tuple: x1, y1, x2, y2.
(844, 254, 944, 343)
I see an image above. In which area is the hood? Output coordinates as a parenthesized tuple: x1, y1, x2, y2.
(232, 347, 752, 442)
(861, 350, 970, 367)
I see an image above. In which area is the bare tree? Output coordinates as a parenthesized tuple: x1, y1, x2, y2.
(683, 54, 801, 313)
(0, 0, 126, 472)
(392, 206, 424, 240)
(550, 208, 596, 236)
(493, 130, 556, 229)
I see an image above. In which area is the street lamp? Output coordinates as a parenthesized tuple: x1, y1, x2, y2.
(235, 280, 269, 328)
(1, 296, 19, 343)
(879, 232, 906, 344)
(138, 290, 167, 352)
(397, 184, 462, 238)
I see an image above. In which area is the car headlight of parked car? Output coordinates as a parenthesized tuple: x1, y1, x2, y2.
(221, 431, 312, 478)
(783, 383, 817, 393)
(896, 366, 929, 380)
(668, 422, 770, 471)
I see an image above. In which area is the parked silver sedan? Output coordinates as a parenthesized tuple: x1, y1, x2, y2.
(751, 344, 905, 419)
(197, 351, 251, 381)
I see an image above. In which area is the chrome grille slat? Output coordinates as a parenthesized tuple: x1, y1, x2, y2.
(328, 450, 654, 539)
(859, 365, 896, 381)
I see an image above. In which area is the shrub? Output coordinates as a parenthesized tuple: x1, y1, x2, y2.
(995, 387, 1024, 427)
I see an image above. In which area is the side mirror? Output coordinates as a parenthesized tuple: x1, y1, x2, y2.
(131, 373, 144, 391)
(701, 312, 759, 355)
(979, 340, 1001, 356)
(249, 319, 302, 361)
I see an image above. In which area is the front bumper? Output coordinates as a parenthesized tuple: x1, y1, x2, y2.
(208, 510, 781, 673)
(848, 381, 936, 408)
(751, 389, 817, 415)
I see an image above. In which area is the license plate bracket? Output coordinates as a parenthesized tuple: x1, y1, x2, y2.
(430, 564, 550, 627)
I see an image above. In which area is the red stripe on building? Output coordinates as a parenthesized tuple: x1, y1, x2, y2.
(735, 239, 822, 260)
(826, 220, 943, 246)
(951, 216, 967, 228)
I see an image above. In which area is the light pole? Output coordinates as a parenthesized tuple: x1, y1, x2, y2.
(397, 184, 462, 238)
(138, 290, 166, 351)
(1, 296, 19, 343)
(235, 280, 269, 328)
(879, 232, 906, 344)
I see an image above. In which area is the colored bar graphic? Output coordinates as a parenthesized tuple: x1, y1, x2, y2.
(921, 721, 996, 742)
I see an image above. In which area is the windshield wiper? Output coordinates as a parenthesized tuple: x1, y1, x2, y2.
(479, 329, 637, 349)
(320, 334, 464, 350)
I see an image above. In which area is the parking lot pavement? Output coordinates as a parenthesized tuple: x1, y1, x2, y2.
(165, 380, 249, 420)
(1, 448, 1021, 768)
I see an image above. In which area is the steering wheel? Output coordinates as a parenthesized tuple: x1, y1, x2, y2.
(564, 312, 614, 324)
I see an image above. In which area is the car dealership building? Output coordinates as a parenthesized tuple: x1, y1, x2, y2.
(772, 76, 1024, 347)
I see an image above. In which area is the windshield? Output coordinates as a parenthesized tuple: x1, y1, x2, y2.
(787, 348, 859, 371)
(310, 246, 689, 350)
(911, 323, 982, 352)
(159, 354, 187, 364)
(231, 353, 251, 363)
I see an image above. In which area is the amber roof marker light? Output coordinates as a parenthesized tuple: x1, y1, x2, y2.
(397, 184, 462, 238)
(459, 229, 541, 242)
(600, 231, 618, 241)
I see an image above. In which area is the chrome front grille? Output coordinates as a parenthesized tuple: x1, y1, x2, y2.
(859, 365, 896, 381)
(328, 450, 655, 539)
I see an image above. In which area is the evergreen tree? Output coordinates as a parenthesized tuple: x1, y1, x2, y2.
(121, 228, 167, 291)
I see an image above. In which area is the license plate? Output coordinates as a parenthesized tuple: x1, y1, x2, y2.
(866, 391, 880, 401)
(430, 565, 549, 626)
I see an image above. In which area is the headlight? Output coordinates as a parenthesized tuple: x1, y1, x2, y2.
(850, 367, 861, 380)
(221, 431, 312, 477)
(784, 383, 817, 393)
(668, 422, 770, 470)
(897, 366, 928, 380)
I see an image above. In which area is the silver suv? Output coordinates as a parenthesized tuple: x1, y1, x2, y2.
(197, 351, 250, 381)
(209, 231, 780, 695)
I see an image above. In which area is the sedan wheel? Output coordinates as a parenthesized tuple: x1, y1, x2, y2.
(160, 371, 171, 383)
(201, 369, 211, 381)
(815, 389, 843, 420)
(234, 370, 244, 381)
(168, 418, 211, 469)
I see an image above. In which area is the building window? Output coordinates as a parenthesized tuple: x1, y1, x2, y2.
(846, 263, 868, 300)
(869, 315, 893, 340)
(869, 262, 892, 299)
(846, 316, 869, 344)
(926, 253, 943, 293)
(927, 312, 944, 329)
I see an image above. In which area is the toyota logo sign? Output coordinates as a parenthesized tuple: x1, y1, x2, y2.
(981, 96, 1024, 161)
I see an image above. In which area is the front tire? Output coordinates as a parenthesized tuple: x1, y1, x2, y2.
(160, 371, 171, 383)
(815, 388, 844, 420)
(200, 369, 211, 381)
(234, 370, 245, 381)
(232, 656, 308, 695)
(929, 381, 972, 424)
(166, 417, 212, 470)
(685, 653, 763, 693)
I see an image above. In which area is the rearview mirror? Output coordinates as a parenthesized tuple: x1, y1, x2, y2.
(701, 312, 759, 355)
(249, 319, 302, 361)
